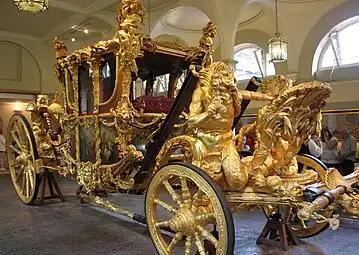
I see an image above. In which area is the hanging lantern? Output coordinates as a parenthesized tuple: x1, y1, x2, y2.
(268, 33, 288, 63)
(14, 0, 49, 14)
(268, 0, 288, 63)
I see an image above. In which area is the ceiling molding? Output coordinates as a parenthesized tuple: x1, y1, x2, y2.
(42, 0, 120, 42)
(146, 0, 178, 11)
(237, 6, 265, 28)
(104, 0, 178, 12)
(160, 17, 204, 33)
(0, 31, 41, 42)
(50, 0, 87, 14)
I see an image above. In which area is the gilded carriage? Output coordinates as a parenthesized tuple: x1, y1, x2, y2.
(6, 0, 359, 254)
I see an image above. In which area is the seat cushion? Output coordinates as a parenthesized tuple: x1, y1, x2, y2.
(133, 96, 175, 114)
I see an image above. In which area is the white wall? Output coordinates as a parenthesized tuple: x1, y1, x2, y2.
(0, 33, 61, 95)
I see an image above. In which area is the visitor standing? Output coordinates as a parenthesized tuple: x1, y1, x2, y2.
(321, 128, 340, 169)
(299, 135, 323, 158)
(0, 129, 6, 170)
(339, 128, 357, 175)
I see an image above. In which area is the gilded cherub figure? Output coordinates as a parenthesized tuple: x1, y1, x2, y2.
(188, 62, 273, 190)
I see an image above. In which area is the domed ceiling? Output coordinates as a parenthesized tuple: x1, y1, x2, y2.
(161, 6, 210, 32)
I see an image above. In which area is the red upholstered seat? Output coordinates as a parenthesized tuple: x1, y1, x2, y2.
(133, 96, 175, 114)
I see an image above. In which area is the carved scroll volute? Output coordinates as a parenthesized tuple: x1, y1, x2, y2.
(53, 39, 68, 93)
(186, 22, 217, 67)
(199, 21, 217, 67)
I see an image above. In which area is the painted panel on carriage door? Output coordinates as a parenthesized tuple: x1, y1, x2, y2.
(80, 125, 96, 163)
(100, 122, 118, 164)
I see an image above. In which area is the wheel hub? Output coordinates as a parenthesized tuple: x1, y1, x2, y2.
(16, 152, 28, 166)
(169, 208, 197, 236)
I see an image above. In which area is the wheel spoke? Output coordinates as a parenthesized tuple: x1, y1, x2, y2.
(15, 166, 25, 183)
(180, 177, 191, 205)
(195, 213, 216, 225)
(154, 198, 177, 213)
(28, 169, 34, 190)
(167, 232, 183, 252)
(21, 171, 26, 194)
(197, 225, 218, 247)
(192, 190, 209, 212)
(10, 130, 22, 149)
(162, 180, 181, 204)
(195, 232, 206, 255)
(155, 220, 170, 229)
(9, 145, 21, 155)
(25, 171, 30, 197)
(184, 236, 193, 255)
(14, 121, 25, 145)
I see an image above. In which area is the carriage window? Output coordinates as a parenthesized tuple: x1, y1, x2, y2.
(133, 78, 146, 99)
(78, 65, 94, 114)
(102, 63, 111, 78)
(153, 74, 169, 96)
(174, 71, 186, 97)
(100, 55, 116, 103)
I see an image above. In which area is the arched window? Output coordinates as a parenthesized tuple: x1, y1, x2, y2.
(317, 17, 359, 70)
(234, 43, 275, 81)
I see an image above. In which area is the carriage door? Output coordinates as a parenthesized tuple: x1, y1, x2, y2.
(98, 54, 118, 164)
(78, 64, 96, 163)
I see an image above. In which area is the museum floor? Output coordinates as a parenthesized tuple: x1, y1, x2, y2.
(1, 175, 359, 255)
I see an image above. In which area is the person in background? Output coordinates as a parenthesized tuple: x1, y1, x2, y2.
(242, 136, 250, 151)
(339, 128, 357, 175)
(0, 129, 6, 170)
(321, 127, 340, 169)
(299, 135, 323, 158)
(332, 129, 340, 139)
(246, 134, 255, 151)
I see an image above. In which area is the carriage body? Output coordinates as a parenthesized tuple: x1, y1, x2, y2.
(7, 0, 216, 196)
(6, 1, 359, 254)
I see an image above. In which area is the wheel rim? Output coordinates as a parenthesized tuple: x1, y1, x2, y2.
(294, 154, 332, 237)
(262, 205, 333, 238)
(146, 163, 233, 254)
(289, 206, 333, 238)
(261, 154, 332, 238)
(7, 114, 39, 204)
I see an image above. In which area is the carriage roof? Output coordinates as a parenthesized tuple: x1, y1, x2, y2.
(53, 38, 204, 79)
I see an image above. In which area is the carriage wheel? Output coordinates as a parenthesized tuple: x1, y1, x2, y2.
(7, 114, 41, 205)
(146, 162, 234, 255)
(262, 154, 333, 238)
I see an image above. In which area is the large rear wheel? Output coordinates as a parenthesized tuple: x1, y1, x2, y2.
(7, 114, 41, 205)
(263, 154, 333, 238)
(146, 162, 234, 254)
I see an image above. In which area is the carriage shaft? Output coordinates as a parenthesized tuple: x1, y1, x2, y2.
(80, 194, 135, 219)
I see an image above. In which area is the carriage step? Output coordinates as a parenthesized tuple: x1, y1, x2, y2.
(256, 214, 298, 250)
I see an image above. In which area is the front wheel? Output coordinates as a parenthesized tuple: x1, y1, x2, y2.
(7, 114, 41, 205)
(146, 162, 234, 254)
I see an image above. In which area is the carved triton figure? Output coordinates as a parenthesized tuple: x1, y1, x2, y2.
(188, 62, 273, 191)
